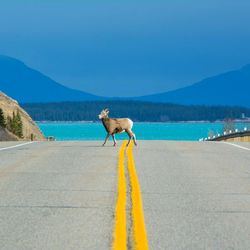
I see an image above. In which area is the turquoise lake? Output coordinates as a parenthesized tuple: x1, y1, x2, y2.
(37, 122, 249, 141)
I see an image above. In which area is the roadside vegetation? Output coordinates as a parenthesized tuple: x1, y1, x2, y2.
(0, 108, 23, 138)
(0, 108, 6, 128)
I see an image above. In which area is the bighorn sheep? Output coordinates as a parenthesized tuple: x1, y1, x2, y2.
(98, 108, 137, 147)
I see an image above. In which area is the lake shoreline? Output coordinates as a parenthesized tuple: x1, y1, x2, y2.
(37, 120, 250, 124)
(37, 121, 250, 141)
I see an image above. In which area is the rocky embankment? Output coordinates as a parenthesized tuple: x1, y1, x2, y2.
(0, 92, 45, 141)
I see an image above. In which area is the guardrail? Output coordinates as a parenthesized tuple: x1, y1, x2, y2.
(200, 128, 250, 142)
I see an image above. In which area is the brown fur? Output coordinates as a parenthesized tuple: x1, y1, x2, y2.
(99, 109, 137, 147)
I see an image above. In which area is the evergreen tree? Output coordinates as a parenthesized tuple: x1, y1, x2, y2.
(6, 111, 23, 138)
(6, 116, 12, 131)
(10, 111, 16, 133)
(15, 111, 23, 138)
(0, 108, 6, 128)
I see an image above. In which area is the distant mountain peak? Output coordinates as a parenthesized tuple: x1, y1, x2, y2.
(0, 54, 26, 67)
(0, 55, 104, 103)
(135, 64, 250, 107)
(240, 63, 250, 71)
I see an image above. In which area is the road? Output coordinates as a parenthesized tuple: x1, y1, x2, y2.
(0, 141, 250, 249)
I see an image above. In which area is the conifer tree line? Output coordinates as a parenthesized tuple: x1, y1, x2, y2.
(0, 108, 23, 138)
(22, 101, 250, 122)
(0, 108, 6, 128)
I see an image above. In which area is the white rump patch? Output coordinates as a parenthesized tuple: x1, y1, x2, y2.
(128, 119, 133, 128)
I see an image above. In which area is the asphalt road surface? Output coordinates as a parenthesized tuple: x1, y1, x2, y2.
(0, 141, 250, 250)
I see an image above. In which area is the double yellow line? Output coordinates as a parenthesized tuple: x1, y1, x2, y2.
(113, 141, 149, 250)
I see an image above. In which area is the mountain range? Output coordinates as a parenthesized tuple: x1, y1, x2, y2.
(0, 55, 102, 103)
(0, 55, 249, 107)
(134, 64, 250, 107)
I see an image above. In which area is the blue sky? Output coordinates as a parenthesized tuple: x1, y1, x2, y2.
(0, 0, 250, 97)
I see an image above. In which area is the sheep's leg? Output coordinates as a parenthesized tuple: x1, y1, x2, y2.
(132, 132, 137, 146)
(126, 129, 133, 147)
(127, 136, 132, 147)
(112, 134, 117, 147)
(102, 134, 110, 146)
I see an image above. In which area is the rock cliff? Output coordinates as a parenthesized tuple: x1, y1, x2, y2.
(0, 92, 45, 141)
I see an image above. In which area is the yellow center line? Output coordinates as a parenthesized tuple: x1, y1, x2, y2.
(127, 143, 149, 250)
(113, 141, 127, 250)
(112, 141, 149, 250)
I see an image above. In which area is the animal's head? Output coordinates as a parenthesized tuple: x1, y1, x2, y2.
(98, 108, 109, 119)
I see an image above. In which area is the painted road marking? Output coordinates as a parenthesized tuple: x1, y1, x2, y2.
(0, 141, 35, 152)
(127, 143, 149, 250)
(113, 141, 127, 250)
(222, 142, 250, 151)
(113, 141, 149, 250)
